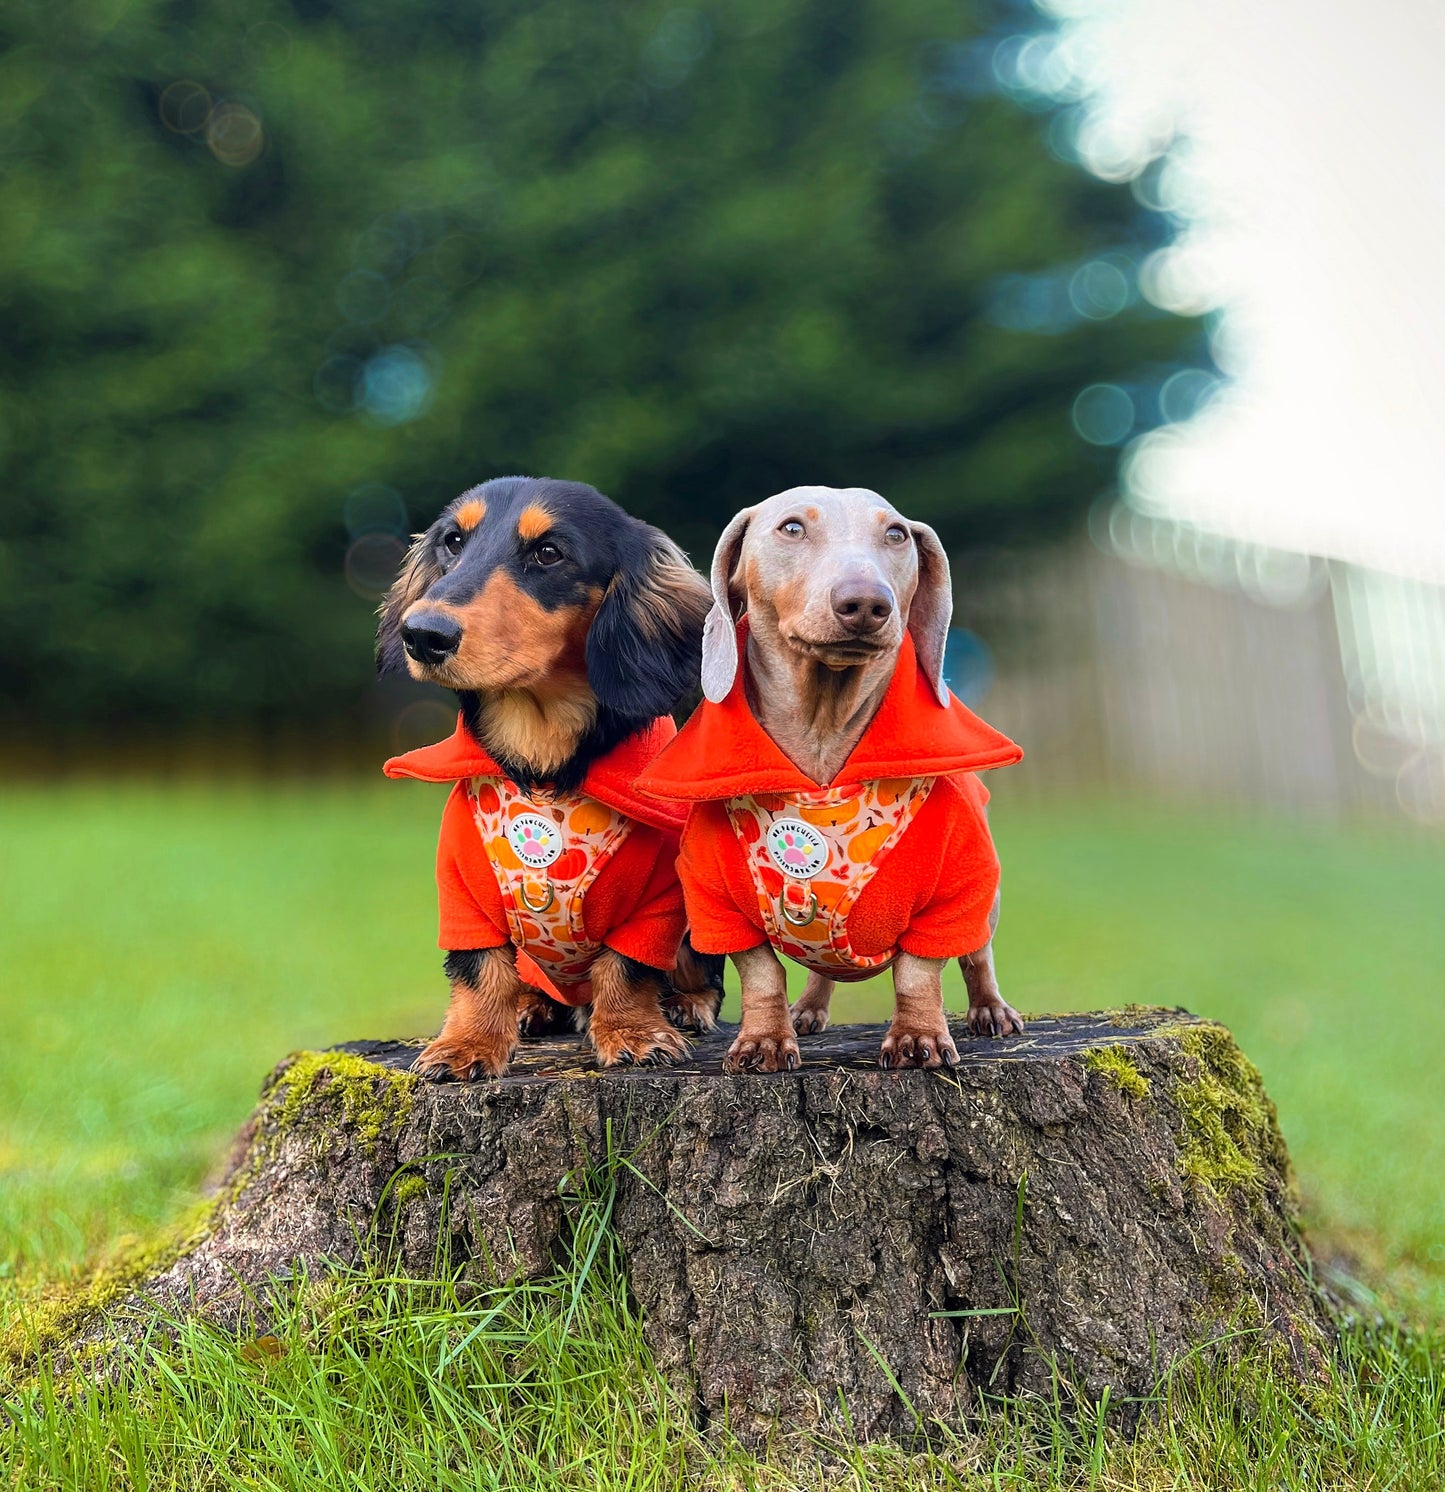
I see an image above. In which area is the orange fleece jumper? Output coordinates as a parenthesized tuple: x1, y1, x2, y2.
(635, 631, 1023, 966)
(385, 715, 690, 1002)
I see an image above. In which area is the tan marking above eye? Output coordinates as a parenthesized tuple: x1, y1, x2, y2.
(455, 498, 486, 530)
(804, 507, 820, 521)
(517, 503, 552, 540)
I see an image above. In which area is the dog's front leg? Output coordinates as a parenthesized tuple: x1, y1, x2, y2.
(588, 949, 689, 1067)
(959, 941, 1023, 1037)
(959, 889, 1023, 1037)
(516, 984, 578, 1037)
(789, 970, 835, 1035)
(662, 932, 725, 1033)
(881, 952, 959, 1069)
(416, 946, 522, 1081)
(724, 943, 800, 1072)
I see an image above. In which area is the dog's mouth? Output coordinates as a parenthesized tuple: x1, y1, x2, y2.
(784, 634, 893, 669)
(410, 656, 546, 693)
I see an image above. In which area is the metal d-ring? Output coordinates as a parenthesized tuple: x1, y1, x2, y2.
(520, 880, 556, 914)
(779, 889, 819, 927)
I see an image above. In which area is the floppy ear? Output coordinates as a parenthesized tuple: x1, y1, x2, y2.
(700, 507, 754, 703)
(586, 530, 712, 721)
(375, 532, 440, 676)
(907, 520, 953, 707)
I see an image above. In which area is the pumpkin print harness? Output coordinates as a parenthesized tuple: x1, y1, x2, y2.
(465, 776, 632, 1004)
(384, 713, 689, 1007)
(635, 624, 1025, 971)
(725, 777, 933, 979)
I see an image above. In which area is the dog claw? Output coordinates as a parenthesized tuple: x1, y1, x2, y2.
(723, 1030, 800, 1074)
(880, 1025, 960, 1070)
(966, 999, 1024, 1039)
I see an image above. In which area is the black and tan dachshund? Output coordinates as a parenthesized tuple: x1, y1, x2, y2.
(377, 475, 723, 1080)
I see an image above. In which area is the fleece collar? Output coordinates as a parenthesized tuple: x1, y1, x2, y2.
(385, 713, 687, 832)
(636, 624, 1023, 802)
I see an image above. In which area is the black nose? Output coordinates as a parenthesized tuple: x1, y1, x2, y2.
(401, 612, 462, 666)
(830, 582, 894, 635)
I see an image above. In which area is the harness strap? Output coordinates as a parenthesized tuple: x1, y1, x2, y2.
(468, 776, 634, 1005)
(725, 776, 933, 980)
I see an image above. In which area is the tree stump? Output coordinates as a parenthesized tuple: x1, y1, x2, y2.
(40, 1008, 1331, 1442)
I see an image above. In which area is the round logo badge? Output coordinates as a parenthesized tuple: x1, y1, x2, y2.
(508, 813, 562, 869)
(765, 819, 829, 879)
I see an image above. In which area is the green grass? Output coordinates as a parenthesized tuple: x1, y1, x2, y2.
(3, 782, 1445, 1487)
(4, 1170, 1444, 1490)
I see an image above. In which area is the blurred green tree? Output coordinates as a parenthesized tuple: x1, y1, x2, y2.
(0, 0, 1202, 730)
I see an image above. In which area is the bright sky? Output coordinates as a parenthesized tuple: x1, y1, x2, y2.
(1046, 0, 1445, 584)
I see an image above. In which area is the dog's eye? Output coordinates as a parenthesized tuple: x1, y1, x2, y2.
(533, 542, 563, 567)
(884, 524, 909, 546)
(778, 520, 805, 539)
(442, 530, 465, 557)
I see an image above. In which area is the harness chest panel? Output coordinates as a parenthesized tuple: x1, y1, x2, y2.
(725, 776, 933, 980)
(467, 775, 634, 1004)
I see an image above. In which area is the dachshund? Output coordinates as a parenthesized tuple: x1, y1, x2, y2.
(636, 485, 1024, 1073)
(378, 475, 723, 1080)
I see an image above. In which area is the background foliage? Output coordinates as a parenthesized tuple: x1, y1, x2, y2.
(0, 0, 1200, 728)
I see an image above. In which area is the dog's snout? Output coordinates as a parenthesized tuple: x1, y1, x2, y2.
(401, 612, 462, 666)
(829, 580, 894, 635)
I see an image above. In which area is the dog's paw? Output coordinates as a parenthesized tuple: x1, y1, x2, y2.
(516, 986, 574, 1038)
(788, 997, 830, 1036)
(724, 1025, 801, 1073)
(879, 1018, 959, 1070)
(590, 1015, 689, 1068)
(965, 995, 1024, 1039)
(663, 985, 722, 1033)
(413, 1028, 516, 1082)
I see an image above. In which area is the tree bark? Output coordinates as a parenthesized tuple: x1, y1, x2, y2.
(54, 1008, 1331, 1442)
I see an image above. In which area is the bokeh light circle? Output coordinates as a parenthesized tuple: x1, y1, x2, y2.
(394, 276, 451, 333)
(392, 699, 461, 755)
(353, 220, 411, 277)
(206, 103, 264, 167)
(159, 81, 212, 134)
(360, 345, 435, 425)
(313, 355, 362, 413)
(1396, 750, 1445, 826)
(345, 533, 407, 600)
(245, 21, 293, 70)
(344, 483, 409, 539)
(1072, 383, 1134, 445)
(336, 270, 391, 325)
(1068, 259, 1130, 319)
(430, 234, 485, 288)
(1158, 368, 1221, 424)
(642, 9, 713, 88)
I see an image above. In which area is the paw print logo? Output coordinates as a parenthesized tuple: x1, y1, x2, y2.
(509, 813, 563, 868)
(765, 818, 828, 879)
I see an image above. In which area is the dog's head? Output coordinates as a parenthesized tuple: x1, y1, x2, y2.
(700, 486, 953, 707)
(378, 476, 710, 736)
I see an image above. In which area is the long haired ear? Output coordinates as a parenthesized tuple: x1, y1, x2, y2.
(907, 520, 953, 707)
(375, 532, 440, 676)
(586, 530, 711, 721)
(700, 507, 754, 703)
